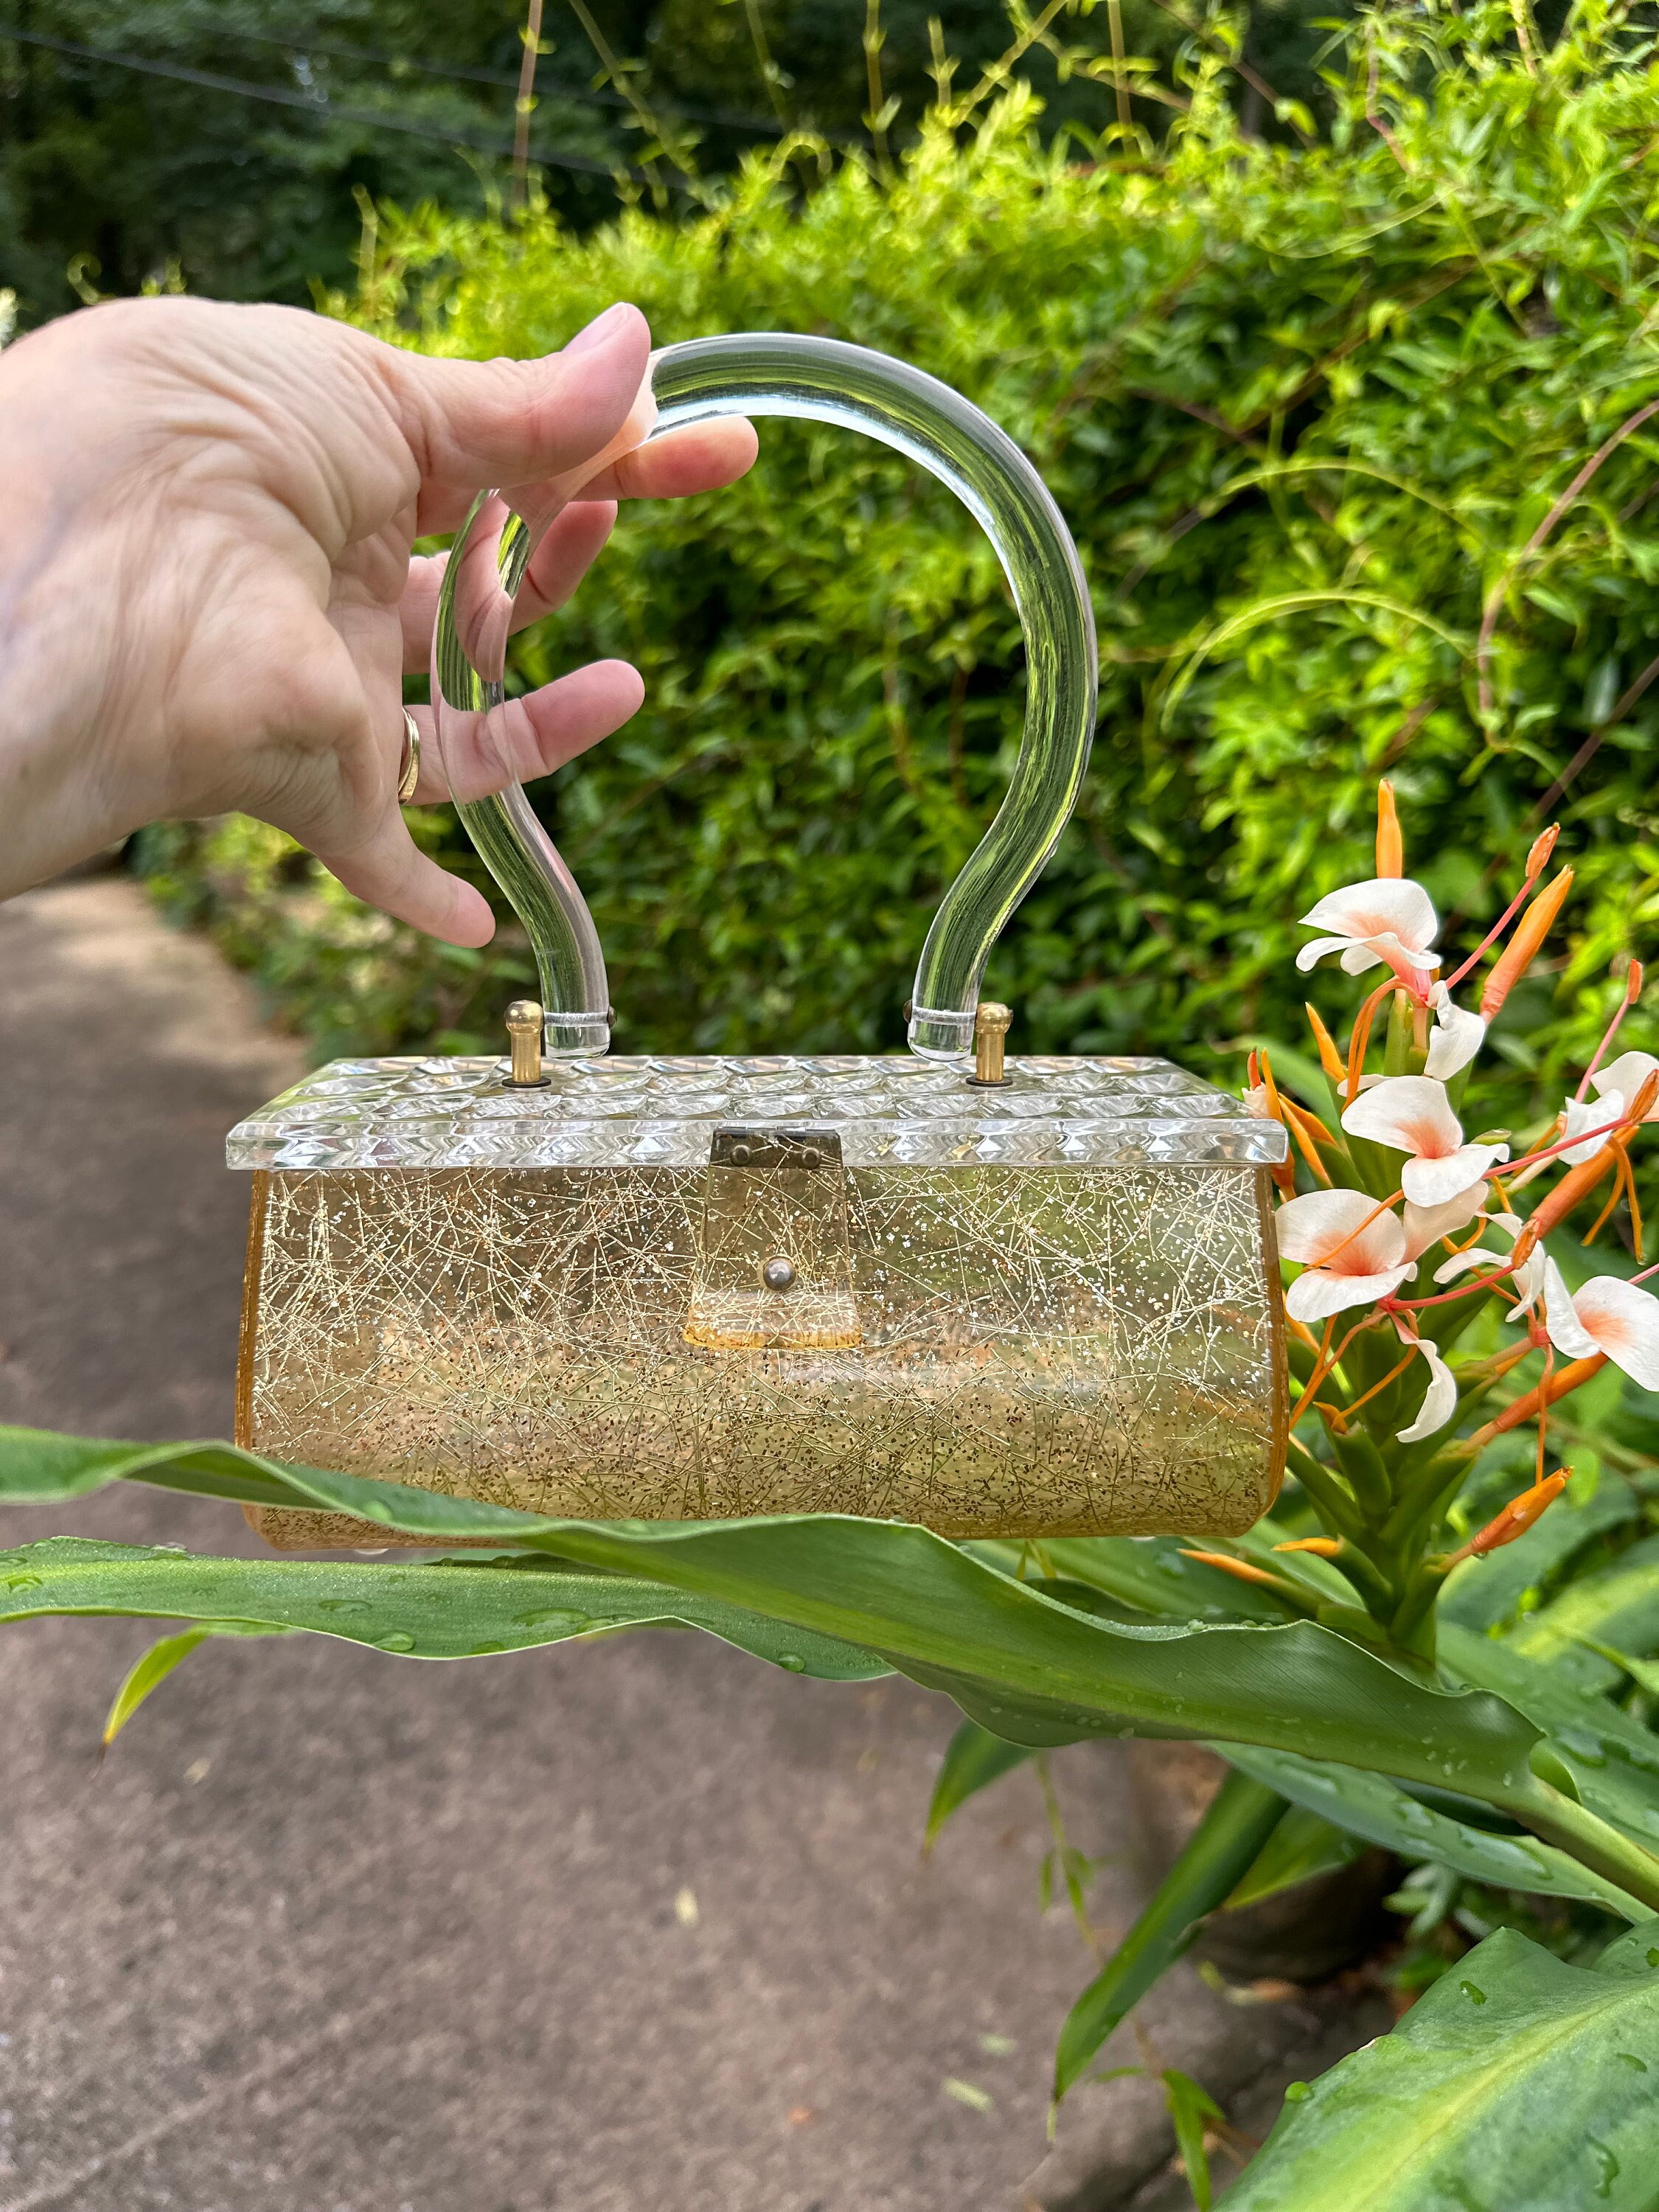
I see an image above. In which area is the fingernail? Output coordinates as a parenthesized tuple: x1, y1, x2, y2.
(565, 302, 637, 355)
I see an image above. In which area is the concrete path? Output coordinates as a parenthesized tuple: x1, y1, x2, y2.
(0, 874, 1380, 2212)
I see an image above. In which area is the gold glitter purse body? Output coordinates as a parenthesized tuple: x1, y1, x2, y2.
(229, 335, 1288, 1547)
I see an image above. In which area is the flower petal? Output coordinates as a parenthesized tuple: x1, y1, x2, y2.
(1397, 1333, 1458, 1443)
(1285, 1264, 1413, 1323)
(1298, 878, 1439, 956)
(1403, 1186, 1488, 1258)
(1543, 1259, 1600, 1360)
(1562, 1092, 1625, 1166)
(1277, 1190, 1408, 1283)
(1433, 1245, 1508, 1286)
(1243, 1083, 1273, 1121)
(1400, 1145, 1506, 1208)
(1593, 1052, 1659, 1119)
(1343, 1075, 1464, 1160)
(1571, 1277, 1659, 1387)
(1296, 934, 1359, 974)
(1425, 986, 1486, 1080)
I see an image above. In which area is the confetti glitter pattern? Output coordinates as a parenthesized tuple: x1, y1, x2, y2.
(239, 1152, 1285, 1549)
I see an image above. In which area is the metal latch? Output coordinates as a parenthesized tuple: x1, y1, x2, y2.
(684, 1123, 863, 1352)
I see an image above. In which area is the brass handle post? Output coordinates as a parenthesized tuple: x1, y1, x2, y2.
(968, 1001, 1012, 1088)
(504, 999, 550, 1089)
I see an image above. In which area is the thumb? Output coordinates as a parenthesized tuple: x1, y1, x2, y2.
(392, 302, 652, 495)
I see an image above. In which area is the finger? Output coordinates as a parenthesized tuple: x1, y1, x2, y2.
(574, 418, 759, 504)
(398, 500, 618, 669)
(394, 302, 650, 506)
(321, 812, 497, 947)
(439, 660, 644, 806)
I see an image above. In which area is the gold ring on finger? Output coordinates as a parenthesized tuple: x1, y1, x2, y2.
(397, 707, 422, 804)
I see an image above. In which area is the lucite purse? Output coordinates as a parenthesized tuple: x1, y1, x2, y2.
(228, 335, 1287, 1548)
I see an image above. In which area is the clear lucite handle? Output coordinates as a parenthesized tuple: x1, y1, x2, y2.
(431, 333, 1098, 1060)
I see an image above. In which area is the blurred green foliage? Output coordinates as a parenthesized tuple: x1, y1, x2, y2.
(142, 0, 1659, 1158)
(0, 0, 1285, 324)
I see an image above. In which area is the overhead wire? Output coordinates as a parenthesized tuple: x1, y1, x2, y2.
(216, 24, 781, 135)
(0, 22, 686, 185)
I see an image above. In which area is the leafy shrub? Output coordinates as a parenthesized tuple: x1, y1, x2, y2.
(153, 1, 1659, 1152)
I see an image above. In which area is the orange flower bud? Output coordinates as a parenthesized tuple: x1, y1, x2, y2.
(1305, 1002, 1347, 1085)
(1628, 960, 1645, 1006)
(1376, 781, 1403, 877)
(1512, 1145, 1617, 1265)
(1470, 1356, 1607, 1444)
(1179, 1549, 1298, 1593)
(1524, 824, 1559, 879)
(1273, 1537, 1343, 1557)
(1471, 1472, 1568, 1555)
(1480, 869, 1574, 1019)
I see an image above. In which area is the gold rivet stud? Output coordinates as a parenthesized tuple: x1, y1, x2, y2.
(504, 999, 550, 1089)
(967, 1001, 1013, 1088)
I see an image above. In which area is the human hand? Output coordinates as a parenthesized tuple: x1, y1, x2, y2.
(0, 296, 756, 942)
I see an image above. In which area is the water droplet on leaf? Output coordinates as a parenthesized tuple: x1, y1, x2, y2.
(374, 1630, 416, 1652)
(1458, 1981, 1486, 2006)
(776, 1653, 807, 1672)
(515, 1608, 588, 1632)
(1284, 2081, 1311, 2104)
(1590, 2138, 1619, 2197)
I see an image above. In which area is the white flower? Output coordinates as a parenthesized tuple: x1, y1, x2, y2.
(1430, 1214, 1537, 1303)
(1277, 1189, 1413, 1322)
(1395, 1329, 1458, 1443)
(1402, 1185, 1488, 1259)
(1562, 1092, 1626, 1166)
(1543, 1274, 1659, 1386)
(1341, 1075, 1509, 1207)
(1296, 877, 1441, 981)
(1593, 1052, 1659, 1120)
(1243, 1084, 1273, 1120)
(1424, 984, 1485, 1080)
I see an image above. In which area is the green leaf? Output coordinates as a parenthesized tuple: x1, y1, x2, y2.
(1441, 1624, 1659, 1857)
(0, 1538, 890, 1679)
(1223, 1926, 1659, 2211)
(101, 1621, 286, 1749)
(1054, 1773, 1287, 2100)
(1223, 1805, 1366, 1912)
(1220, 1743, 1650, 1920)
(1163, 2069, 1225, 2212)
(925, 1719, 1037, 1849)
(1504, 1535, 1659, 1694)
(0, 1428, 1556, 1810)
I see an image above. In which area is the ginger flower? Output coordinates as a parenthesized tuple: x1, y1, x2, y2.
(1341, 1076, 1509, 1207)
(1296, 877, 1441, 982)
(1395, 1328, 1457, 1444)
(1424, 984, 1485, 1081)
(1593, 1052, 1659, 1122)
(1542, 1274, 1659, 1388)
(1562, 1092, 1627, 1165)
(1277, 1189, 1413, 1322)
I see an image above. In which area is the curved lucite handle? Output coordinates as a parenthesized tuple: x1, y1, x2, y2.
(431, 333, 1098, 1060)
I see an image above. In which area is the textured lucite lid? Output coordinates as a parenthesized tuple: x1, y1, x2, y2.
(226, 1055, 1287, 1172)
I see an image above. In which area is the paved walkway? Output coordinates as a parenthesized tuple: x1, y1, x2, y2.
(0, 874, 1378, 2212)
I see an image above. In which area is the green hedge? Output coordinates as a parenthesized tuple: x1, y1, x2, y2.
(146, 1, 1659, 1134)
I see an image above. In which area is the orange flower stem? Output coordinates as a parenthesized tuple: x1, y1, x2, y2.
(1444, 838, 1556, 990)
(1325, 1346, 1419, 1433)
(1465, 1355, 1608, 1448)
(1346, 978, 1399, 1102)
(1576, 960, 1644, 1099)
